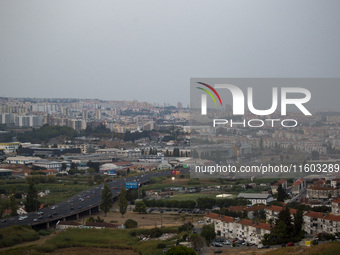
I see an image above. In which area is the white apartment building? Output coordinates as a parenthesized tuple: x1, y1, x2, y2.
(204, 213, 271, 245)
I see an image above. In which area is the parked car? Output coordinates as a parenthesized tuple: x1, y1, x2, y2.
(223, 240, 230, 245)
(287, 242, 294, 247)
(211, 242, 222, 247)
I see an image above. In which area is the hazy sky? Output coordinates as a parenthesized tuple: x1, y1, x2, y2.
(1, 1, 340, 105)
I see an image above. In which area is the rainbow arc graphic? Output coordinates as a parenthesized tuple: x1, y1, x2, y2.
(196, 82, 222, 106)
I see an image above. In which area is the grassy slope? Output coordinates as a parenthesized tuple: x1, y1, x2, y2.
(264, 241, 340, 255)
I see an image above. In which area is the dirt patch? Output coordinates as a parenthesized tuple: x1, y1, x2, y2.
(79, 210, 203, 228)
(51, 247, 139, 255)
(207, 247, 277, 255)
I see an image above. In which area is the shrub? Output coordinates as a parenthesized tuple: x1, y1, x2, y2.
(125, 219, 138, 229)
(150, 227, 162, 238)
(157, 242, 166, 249)
(38, 230, 51, 236)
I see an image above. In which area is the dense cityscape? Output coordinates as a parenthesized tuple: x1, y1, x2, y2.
(1, 96, 340, 254)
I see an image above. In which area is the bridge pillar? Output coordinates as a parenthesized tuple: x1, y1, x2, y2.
(63, 217, 66, 221)
(89, 209, 92, 216)
(76, 213, 79, 220)
(46, 222, 50, 228)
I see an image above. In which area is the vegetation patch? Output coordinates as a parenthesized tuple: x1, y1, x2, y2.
(0, 225, 39, 248)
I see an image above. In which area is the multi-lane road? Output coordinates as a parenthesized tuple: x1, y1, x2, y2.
(0, 169, 180, 229)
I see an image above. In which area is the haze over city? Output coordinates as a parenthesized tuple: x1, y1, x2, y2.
(1, 0, 340, 105)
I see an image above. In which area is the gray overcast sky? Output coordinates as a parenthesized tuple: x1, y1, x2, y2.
(1, 0, 340, 106)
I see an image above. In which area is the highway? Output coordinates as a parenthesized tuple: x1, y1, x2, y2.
(0, 169, 180, 229)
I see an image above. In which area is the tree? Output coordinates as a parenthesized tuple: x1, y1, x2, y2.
(9, 194, 18, 216)
(190, 233, 204, 252)
(118, 186, 128, 218)
(61, 163, 67, 171)
(87, 176, 94, 186)
(178, 222, 194, 233)
(277, 184, 286, 202)
(271, 207, 294, 243)
(200, 224, 216, 246)
(165, 245, 196, 255)
(100, 183, 113, 217)
(25, 183, 40, 212)
(293, 208, 304, 236)
(0, 197, 9, 218)
(134, 201, 147, 214)
(86, 161, 100, 173)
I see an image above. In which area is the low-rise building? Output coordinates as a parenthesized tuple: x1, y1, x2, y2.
(6, 156, 41, 165)
(204, 212, 272, 245)
(303, 211, 340, 236)
(307, 186, 338, 200)
(292, 178, 306, 195)
(331, 198, 340, 215)
(331, 178, 340, 189)
(271, 179, 287, 194)
(0, 169, 12, 178)
(237, 193, 273, 205)
(265, 205, 297, 222)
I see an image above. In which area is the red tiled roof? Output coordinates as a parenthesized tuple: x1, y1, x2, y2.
(229, 206, 247, 212)
(266, 205, 297, 215)
(273, 179, 287, 186)
(238, 219, 272, 231)
(303, 211, 340, 222)
(332, 198, 340, 204)
(206, 212, 219, 220)
(220, 215, 234, 223)
(305, 211, 325, 218)
(244, 205, 267, 212)
(308, 186, 336, 191)
(41, 169, 58, 173)
(325, 214, 340, 222)
(115, 162, 132, 166)
(293, 178, 305, 186)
